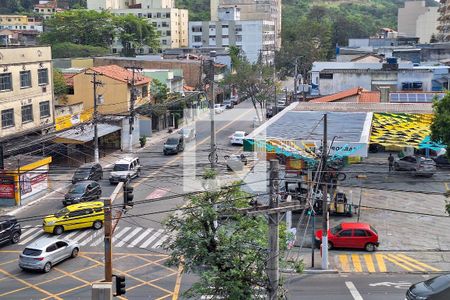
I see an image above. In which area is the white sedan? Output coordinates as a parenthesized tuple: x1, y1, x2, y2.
(229, 131, 246, 145)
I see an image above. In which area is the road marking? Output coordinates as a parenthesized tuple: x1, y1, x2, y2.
(63, 231, 80, 240)
(18, 227, 40, 239)
(351, 254, 363, 272)
(70, 230, 91, 242)
(127, 228, 153, 247)
(375, 254, 387, 272)
(140, 229, 163, 248)
(363, 254, 376, 273)
(339, 255, 350, 272)
(172, 264, 183, 300)
(79, 229, 104, 246)
(146, 188, 168, 200)
(396, 254, 441, 272)
(112, 227, 131, 244)
(382, 255, 414, 272)
(152, 234, 169, 248)
(388, 254, 426, 272)
(18, 229, 44, 245)
(92, 227, 116, 247)
(115, 227, 142, 247)
(345, 281, 364, 300)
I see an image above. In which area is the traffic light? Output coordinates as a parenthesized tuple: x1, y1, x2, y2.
(123, 183, 134, 208)
(114, 274, 126, 296)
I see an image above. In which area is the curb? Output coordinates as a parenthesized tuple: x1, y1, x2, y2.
(303, 269, 339, 274)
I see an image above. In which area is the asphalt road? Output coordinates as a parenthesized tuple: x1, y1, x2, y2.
(0, 100, 258, 299)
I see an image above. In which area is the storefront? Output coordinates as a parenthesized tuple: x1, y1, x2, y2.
(0, 156, 52, 207)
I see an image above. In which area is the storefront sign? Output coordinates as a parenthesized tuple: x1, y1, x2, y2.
(20, 166, 49, 200)
(0, 176, 15, 199)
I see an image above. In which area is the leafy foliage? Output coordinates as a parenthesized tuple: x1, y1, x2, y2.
(50, 42, 109, 58)
(164, 182, 287, 299)
(430, 94, 450, 157)
(175, 0, 209, 21)
(52, 68, 68, 99)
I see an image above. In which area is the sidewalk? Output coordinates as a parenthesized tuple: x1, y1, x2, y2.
(282, 246, 338, 274)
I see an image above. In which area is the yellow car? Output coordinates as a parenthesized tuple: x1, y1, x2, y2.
(43, 202, 104, 235)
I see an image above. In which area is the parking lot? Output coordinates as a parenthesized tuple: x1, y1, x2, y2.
(0, 250, 181, 299)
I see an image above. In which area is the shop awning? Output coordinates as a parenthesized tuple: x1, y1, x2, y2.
(54, 123, 121, 144)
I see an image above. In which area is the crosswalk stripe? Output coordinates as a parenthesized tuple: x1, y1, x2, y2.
(113, 227, 131, 244)
(127, 228, 153, 248)
(387, 254, 426, 272)
(79, 229, 104, 246)
(115, 227, 142, 247)
(63, 231, 79, 240)
(152, 234, 169, 248)
(140, 229, 163, 248)
(338, 255, 351, 272)
(71, 230, 91, 242)
(19, 227, 40, 239)
(363, 254, 376, 273)
(19, 230, 44, 245)
(396, 254, 441, 272)
(351, 254, 362, 272)
(375, 254, 387, 272)
(382, 255, 414, 272)
(91, 227, 116, 247)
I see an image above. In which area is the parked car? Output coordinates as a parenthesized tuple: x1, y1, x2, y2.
(229, 131, 246, 145)
(223, 99, 234, 109)
(394, 156, 436, 177)
(433, 155, 450, 168)
(43, 202, 104, 235)
(406, 274, 450, 300)
(230, 95, 239, 105)
(0, 215, 21, 245)
(163, 134, 185, 155)
(72, 163, 103, 184)
(19, 237, 80, 273)
(109, 156, 141, 184)
(63, 181, 102, 206)
(214, 104, 224, 114)
(178, 127, 196, 142)
(315, 222, 379, 252)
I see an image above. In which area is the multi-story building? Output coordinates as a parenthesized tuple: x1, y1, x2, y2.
(33, 1, 64, 20)
(88, 0, 188, 51)
(211, 0, 281, 49)
(0, 46, 54, 142)
(0, 15, 43, 32)
(398, 1, 439, 43)
(189, 7, 275, 64)
(438, 0, 450, 41)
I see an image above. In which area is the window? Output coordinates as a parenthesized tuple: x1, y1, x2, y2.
(319, 73, 333, 79)
(166, 30, 171, 36)
(21, 105, 33, 123)
(39, 101, 50, 118)
(222, 35, 229, 39)
(68, 210, 85, 218)
(222, 24, 229, 29)
(209, 25, 216, 30)
(162, 39, 167, 45)
(354, 230, 367, 237)
(38, 68, 48, 85)
(20, 71, 31, 88)
(0, 73, 12, 91)
(162, 21, 168, 27)
(194, 36, 201, 42)
(56, 241, 68, 248)
(147, 13, 152, 18)
(142, 85, 148, 97)
(46, 244, 58, 252)
(156, 12, 161, 18)
(1, 109, 14, 128)
(192, 26, 202, 32)
(338, 230, 352, 237)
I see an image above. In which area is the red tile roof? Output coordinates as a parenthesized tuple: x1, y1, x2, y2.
(62, 73, 76, 86)
(183, 85, 195, 91)
(310, 87, 361, 103)
(359, 91, 380, 103)
(88, 65, 150, 85)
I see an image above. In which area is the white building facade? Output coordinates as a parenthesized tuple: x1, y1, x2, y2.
(398, 1, 439, 43)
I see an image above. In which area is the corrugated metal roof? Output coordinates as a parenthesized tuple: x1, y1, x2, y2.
(55, 123, 121, 143)
(292, 102, 432, 113)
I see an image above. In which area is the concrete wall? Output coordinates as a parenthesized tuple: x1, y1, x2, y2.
(398, 1, 428, 37)
(318, 73, 372, 95)
(397, 71, 433, 91)
(0, 46, 54, 139)
(416, 7, 439, 43)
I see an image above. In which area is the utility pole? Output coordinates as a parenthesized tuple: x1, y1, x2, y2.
(294, 58, 298, 102)
(208, 52, 217, 169)
(125, 66, 143, 154)
(85, 71, 103, 163)
(321, 113, 329, 270)
(308, 169, 315, 268)
(268, 159, 279, 300)
(104, 197, 113, 282)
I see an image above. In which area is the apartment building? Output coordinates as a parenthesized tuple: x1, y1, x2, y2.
(398, 1, 439, 43)
(439, 0, 450, 41)
(0, 46, 54, 141)
(88, 0, 188, 51)
(189, 7, 275, 64)
(34, 1, 63, 20)
(0, 15, 43, 32)
(211, 0, 281, 49)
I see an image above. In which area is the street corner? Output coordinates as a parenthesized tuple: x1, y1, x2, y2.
(332, 251, 443, 274)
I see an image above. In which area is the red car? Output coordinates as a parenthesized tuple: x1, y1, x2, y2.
(315, 222, 379, 252)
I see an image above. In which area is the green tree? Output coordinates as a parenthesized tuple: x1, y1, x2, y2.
(40, 10, 115, 47)
(114, 14, 160, 56)
(53, 68, 68, 100)
(50, 42, 109, 58)
(430, 94, 450, 157)
(164, 180, 286, 299)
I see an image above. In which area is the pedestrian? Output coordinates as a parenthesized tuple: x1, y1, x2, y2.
(388, 153, 395, 172)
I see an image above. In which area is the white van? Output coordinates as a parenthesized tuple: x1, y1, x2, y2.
(109, 156, 141, 184)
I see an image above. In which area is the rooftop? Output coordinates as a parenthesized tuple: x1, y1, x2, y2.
(292, 102, 433, 113)
(309, 87, 380, 103)
(88, 65, 150, 85)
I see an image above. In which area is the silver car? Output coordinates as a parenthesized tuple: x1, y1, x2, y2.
(394, 156, 436, 177)
(19, 237, 79, 273)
